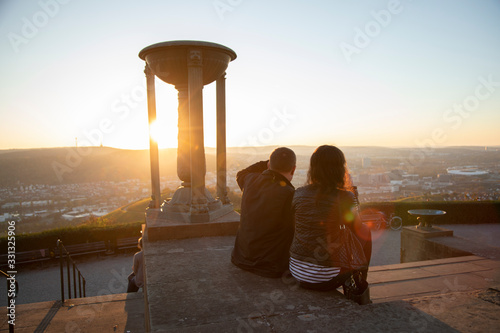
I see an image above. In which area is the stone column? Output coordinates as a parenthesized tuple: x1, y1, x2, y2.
(216, 73, 229, 204)
(187, 49, 208, 216)
(176, 84, 190, 184)
(145, 65, 161, 209)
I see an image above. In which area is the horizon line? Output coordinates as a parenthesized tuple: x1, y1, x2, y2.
(1, 144, 499, 152)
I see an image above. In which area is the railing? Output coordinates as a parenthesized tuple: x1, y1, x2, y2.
(1, 269, 18, 333)
(57, 239, 86, 303)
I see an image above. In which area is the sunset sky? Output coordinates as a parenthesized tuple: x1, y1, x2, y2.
(1, 0, 499, 150)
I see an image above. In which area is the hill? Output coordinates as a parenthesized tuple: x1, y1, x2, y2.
(0, 145, 498, 186)
(0, 147, 176, 186)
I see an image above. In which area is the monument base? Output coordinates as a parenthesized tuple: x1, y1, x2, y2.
(145, 207, 240, 242)
(160, 186, 229, 220)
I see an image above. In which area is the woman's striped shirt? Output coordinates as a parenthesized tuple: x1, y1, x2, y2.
(289, 257, 340, 283)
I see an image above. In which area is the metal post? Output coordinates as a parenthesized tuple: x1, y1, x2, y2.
(58, 240, 64, 303)
(145, 64, 161, 209)
(66, 255, 71, 299)
(73, 263, 76, 298)
(78, 271, 82, 298)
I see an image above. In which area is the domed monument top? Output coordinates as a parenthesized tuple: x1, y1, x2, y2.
(139, 40, 237, 86)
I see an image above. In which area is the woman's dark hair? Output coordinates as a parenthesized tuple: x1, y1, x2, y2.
(307, 145, 350, 194)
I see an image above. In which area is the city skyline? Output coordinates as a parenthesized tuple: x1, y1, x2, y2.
(1, 0, 499, 150)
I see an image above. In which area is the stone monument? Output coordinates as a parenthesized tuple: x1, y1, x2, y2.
(139, 41, 240, 241)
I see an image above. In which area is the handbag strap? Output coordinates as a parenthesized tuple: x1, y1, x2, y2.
(337, 191, 366, 270)
(337, 192, 353, 264)
(337, 191, 347, 228)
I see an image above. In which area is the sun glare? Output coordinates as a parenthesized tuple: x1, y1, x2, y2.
(149, 119, 178, 148)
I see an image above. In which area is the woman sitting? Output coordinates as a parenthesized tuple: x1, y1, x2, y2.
(289, 145, 372, 303)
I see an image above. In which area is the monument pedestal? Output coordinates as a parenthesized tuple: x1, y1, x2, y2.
(159, 185, 232, 221)
(145, 209, 240, 242)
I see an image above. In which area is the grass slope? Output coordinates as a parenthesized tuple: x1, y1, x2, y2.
(105, 198, 150, 224)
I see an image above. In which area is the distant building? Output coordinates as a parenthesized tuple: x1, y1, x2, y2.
(437, 174, 452, 182)
(373, 173, 390, 184)
(402, 174, 419, 183)
(358, 174, 370, 184)
(1, 202, 20, 209)
(362, 157, 371, 168)
(447, 166, 489, 176)
(389, 169, 405, 180)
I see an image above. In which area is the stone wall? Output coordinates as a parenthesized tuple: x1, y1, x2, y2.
(400, 226, 472, 263)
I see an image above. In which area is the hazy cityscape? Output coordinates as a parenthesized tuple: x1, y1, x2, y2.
(0, 146, 498, 234)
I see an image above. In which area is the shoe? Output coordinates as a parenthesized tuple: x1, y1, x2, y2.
(343, 276, 372, 305)
(349, 285, 372, 305)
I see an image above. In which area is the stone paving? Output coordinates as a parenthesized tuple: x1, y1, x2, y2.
(5, 224, 497, 307)
(2, 225, 500, 332)
(143, 236, 500, 332)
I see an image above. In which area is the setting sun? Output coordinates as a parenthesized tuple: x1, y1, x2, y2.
(149, 119, 178, 149)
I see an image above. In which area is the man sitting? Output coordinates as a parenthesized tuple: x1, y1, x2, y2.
(231, 147, 296, 278)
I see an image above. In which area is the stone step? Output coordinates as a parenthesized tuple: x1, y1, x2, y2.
(368, 255, 500, 303)
(0, 292, 144, 333)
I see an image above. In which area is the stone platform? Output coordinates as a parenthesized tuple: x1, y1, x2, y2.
(143, 236, 500, 332)
(2, 235, 500, 332)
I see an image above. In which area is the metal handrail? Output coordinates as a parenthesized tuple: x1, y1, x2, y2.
(57, 240, 86, 303)
(1, 269, 17, 333)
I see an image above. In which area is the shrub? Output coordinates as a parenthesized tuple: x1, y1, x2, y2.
(0, 221, 143, 253)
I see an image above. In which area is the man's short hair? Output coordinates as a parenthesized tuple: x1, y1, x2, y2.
(269, 147, 296, 173)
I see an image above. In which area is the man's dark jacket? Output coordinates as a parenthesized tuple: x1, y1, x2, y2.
(231, 161, 295, 278)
